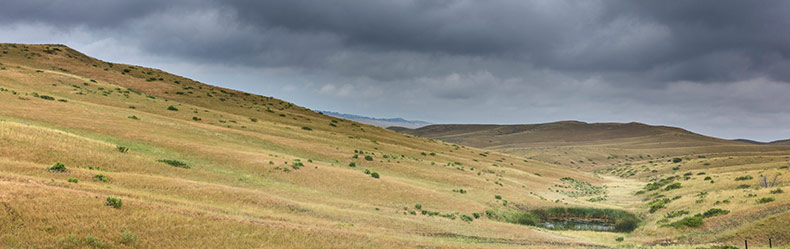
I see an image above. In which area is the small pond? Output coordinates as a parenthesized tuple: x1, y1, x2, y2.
(541, 219, 615, 232)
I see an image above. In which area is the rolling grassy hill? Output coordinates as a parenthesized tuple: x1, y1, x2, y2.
(0, 44, 620, 248)
(390, 122, 790, 171)
(0, 43, 787, 248)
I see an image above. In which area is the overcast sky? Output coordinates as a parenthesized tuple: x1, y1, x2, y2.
(2, 0, 790, 141)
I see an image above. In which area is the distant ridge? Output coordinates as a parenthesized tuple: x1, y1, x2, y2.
(732, 139, 766, 145)
(319, 110, 431, 129)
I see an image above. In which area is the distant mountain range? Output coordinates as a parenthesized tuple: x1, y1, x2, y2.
(318, 110, 432, 129)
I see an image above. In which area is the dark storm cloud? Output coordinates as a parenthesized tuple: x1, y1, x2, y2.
(4, 0, 788, 82)
(2, 0, 790, 141)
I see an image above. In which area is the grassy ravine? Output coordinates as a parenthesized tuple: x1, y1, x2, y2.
(0, 43, 785, 249)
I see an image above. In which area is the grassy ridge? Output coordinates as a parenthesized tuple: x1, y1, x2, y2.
(0, 43, 609, 248)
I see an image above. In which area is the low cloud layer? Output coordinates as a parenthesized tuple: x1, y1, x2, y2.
(1, 0, 789, 141)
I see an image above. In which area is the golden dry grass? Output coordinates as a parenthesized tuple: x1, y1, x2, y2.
(1, 43, 786, 249)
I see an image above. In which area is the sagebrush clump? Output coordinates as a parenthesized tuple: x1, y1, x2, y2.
(105, 196, 122, 208)
(48, 162, 66, 172)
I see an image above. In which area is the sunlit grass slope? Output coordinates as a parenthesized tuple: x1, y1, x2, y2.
(0, 43, 613, 248)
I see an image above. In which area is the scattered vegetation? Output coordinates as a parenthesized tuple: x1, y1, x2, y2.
(157, 159, 189, 169)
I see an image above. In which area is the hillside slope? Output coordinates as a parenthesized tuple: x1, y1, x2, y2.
(0, 44, 615, 248)
(2, 44, 788, 249)
(391, 122, 790, 170)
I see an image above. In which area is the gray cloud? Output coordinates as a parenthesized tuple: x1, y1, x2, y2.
(1, 0, 789, 141)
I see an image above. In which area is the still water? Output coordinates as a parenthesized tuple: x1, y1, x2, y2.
(541, 219, 615, 231)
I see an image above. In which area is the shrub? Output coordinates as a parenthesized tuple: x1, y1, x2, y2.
(505, 212, 540, 226)
(460, 214, 474, 222)
(704, 176, 712, 180)
(495, 195, 502, 200)
(371, 172, 380, 179)
(105, 196, 122, 208)
(734, 175, 753, 181)
(167, 105, 178, 111)
(756, 197, 775, 204)
(348, 162, 356, 167)
(301, 126, 312, 131)
(649, 198, 671, 213)
(700, 208, 729, 218)
(192, 116, 201, 121)
(67, 178, 78, 183)
(665, 210, 690, 218)
(48, 162, 66, 172)
(116, 146, 129, 153)
(128, 115, 139, 120)
(615, 237, 624, 242)
(157, 159, 189, 169)
(364, 169, 371, 174)
(736, 184, 750, 189)
(672, 158, 682, 163)
(669, 216, 703, 228)
(120, 229, 138, 246)
(364, 155, 373, 161)
(770, 188, 784, 194)
(39, 95, 55, 100)
(94, 174, 108, 182)
(415, 203, 422, 210)
(664, 182, 682, 191)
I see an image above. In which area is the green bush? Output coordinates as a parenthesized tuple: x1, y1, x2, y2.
(734, 175, 753, 181)
(48, 162, 66, 172)
(364, 169, 371, 174)
(415, 203, 422, 210)
(665, 210, 689, 218)
(669, 216, 703, 228)
(664, 182, 682, 191)
(301, 126, 312, 131)
(371, 172, 380, 179)
(770, 188, 784, 194)
(39, 95, 55, 100)
(615, 237, 624, 242)
(648, 198, 671, 213)
(192, 116, 201, 121)
(495, 195, 502, 200)
(128, 115, 139, 120)
(348, 162, 356, 167)
(105, 196, 122, 208)
(67, 178, 78, 183)
(505, 212, 540, 226)
(116, 146, 129, 153)
(756, 197, 775, 204)
(364, 155, 373, 161)
(460, 214, 474, 222)
(700, 208, 729, 218)
(157, 159, 189, 169)
(672, 158, 682, 163)
(94, 174, 108, 182)
(167, 105, 178, 111)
